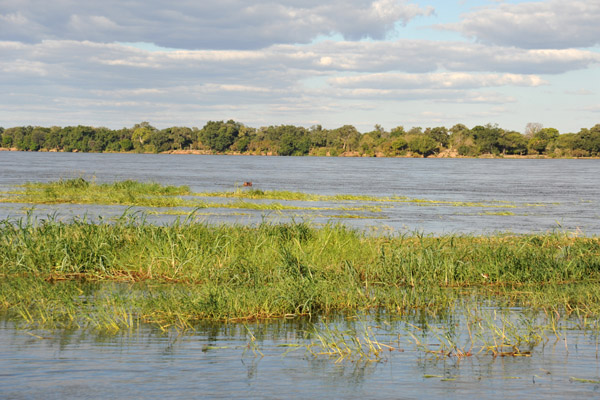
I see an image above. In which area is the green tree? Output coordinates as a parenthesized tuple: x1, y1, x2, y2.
(132, 122, 155, 149)
(571, 125, 600, 156)
(200, 120, 240, 152)
(528, 127, 559, 154)
(472, 124, 502, 155)
(424, 126, 449, 147)
(408, 135, 438, 157)
(119, 138, 134, 151)
(272, 125, 310, 156)
(390, 126, 406, 137)
(499, 131, 528, 155)
(170, 127, 193, 150)
(28, 127, 48, 151)
(334, 125, 361, 152)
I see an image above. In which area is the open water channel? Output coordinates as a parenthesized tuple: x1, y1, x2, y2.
(1, 152, 599, 398)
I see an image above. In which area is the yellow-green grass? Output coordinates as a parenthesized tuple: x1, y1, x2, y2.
(0, 178, 383, 213)
(0, 180, 551, 219)
(199, 188, 525, 208)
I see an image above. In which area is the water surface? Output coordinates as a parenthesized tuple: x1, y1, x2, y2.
(2, 310, 600, 399)
(1, 152, 598, 234)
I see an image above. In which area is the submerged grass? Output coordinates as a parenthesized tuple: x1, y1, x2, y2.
(0, 179, 542, 214)
(200, 188, 524, 208)
(0, 178, 384, 213)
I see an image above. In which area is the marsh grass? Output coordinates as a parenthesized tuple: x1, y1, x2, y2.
(1, 178, 192, 208)
(0, 179, 386, 214)
(1, 214, 599, 329)
(199, 188, 525, 209)
(2, 180, 599, 365)
(304, 320, 395, 363)
(1, 178, 541, 213)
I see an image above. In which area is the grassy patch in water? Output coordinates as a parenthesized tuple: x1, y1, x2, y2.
(480, 211, 516, 216)
(2, 178, 192, 207)
(1, 215, 599, 330)
(0, 179, 384, 214)
(200, 188, 523, 209)
(1, 179, 551, 221)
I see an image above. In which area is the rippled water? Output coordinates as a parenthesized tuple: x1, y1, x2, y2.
(2, 311, 600, 399)
(1, 152, 599, 234)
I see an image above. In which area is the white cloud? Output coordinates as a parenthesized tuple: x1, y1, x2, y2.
(0, 59, 48, 76)
(564, 89, 594, 96)
(0, 1, 433, 49)
(583, 104, 600, 112)
(329, 72, 547, 89)
(443, 0, 600, 49)
(0, 38, 596, 112)
(2, 39, 595, 97)
(68, 15, 121, 32)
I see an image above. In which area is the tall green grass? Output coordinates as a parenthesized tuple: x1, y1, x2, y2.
(4, 214, 598, 285)
(1, 214, 599, 329)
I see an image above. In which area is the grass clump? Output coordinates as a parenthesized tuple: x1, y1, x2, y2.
(0, 179, 386, 214)
(4, 178, 192, 208)
(1, 215, 599, 331)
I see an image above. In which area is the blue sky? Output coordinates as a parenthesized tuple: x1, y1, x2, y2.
(1, 0, 598, 133)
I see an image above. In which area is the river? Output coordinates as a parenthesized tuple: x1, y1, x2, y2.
(1, 152, 599, 234)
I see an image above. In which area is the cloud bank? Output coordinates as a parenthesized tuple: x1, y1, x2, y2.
(1, 0, 433, 49)
(443, 0, 600, 49)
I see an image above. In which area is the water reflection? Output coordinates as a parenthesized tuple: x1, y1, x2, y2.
(3, 303, 600, 399)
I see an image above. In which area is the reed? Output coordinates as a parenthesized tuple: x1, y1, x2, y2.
(1, 214, 599, 332)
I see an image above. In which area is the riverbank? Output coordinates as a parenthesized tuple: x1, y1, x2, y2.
(2, 147, 598, 159)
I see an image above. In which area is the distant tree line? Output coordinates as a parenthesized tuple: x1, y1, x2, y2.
(1, 121, 599, 158)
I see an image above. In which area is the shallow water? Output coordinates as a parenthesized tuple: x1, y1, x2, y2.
(1, 152, 599, 234)
(2, 310, 600, 399)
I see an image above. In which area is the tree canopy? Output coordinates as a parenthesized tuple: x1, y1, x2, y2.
(1, 121, 599, 158)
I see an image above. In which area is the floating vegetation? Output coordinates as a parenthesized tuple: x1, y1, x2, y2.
(0, 179, 557, 230)
(0, 178, 191, 207)
(199, 188, 524, 209)
(570, 377, 600, 384)
(0, 179, 386, 214)
(480, 211, 516, 216)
